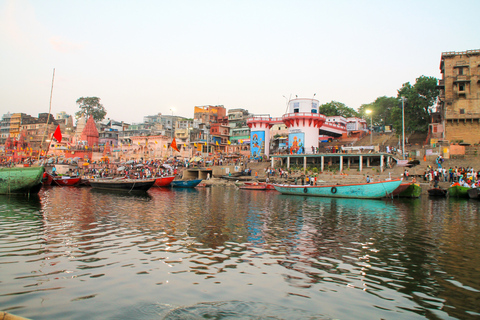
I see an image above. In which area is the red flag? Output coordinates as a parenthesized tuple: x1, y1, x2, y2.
(171, 138, 180, 152)
(53, 125, 62, 143)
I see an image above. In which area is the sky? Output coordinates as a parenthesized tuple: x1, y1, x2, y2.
(1, 0, 478, 124)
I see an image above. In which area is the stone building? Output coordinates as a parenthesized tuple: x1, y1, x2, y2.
(438, 49, 480, 144)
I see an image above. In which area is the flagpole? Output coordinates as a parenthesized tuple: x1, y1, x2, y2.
(38, 68, 55, 161)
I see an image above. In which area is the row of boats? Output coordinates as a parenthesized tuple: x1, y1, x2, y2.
(4, 166, 480, 200)
(0, 166, 203, 194)
(428, 183, 480, 199)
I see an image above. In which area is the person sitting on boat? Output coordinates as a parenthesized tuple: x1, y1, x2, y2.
(366, 175, 371, 183)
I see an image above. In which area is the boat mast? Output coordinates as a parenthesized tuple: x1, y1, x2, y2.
(38, 68, 55, 161)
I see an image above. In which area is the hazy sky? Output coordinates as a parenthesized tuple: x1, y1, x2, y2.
(1, 0, 478, 124)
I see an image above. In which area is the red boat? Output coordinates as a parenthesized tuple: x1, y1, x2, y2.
(238, 184, 268, 190)
(243, 181, 276, 190)
(42, 172, 54, 186)
(51, 176, 81, 186)
(154, 175, 175, 187)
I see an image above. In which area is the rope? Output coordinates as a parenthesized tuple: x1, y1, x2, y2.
(129, 180, 136, 193)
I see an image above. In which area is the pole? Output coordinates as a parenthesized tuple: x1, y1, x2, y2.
(402, 97, 405, 160)
(370, 115, 373, 146)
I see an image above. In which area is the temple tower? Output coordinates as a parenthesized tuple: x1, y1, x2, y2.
(282, 98, 326, 154)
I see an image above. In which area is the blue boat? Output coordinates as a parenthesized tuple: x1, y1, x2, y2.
(170, 179, 203, 188)
(273, 178, 402, 199)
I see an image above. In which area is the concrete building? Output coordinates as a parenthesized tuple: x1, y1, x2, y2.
(0, 112, 12, 145)
(438, 49, 480, 144)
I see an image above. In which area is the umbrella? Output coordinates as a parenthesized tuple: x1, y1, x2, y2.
(126, 160, 135, 164)
(117, 166, 125, 171)
(82, 162, 90, 166)
(135, 163, 144, 167)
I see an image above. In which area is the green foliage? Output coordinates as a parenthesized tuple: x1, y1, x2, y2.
(312, 167, 318, 173)
(358, 97, 398, 129)
(319, 101, 359, 118)
(75, 97, 107, 122)
(395, 76, 439, 133)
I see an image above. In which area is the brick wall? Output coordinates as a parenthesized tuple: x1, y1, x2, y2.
(445, 121, 480, 144)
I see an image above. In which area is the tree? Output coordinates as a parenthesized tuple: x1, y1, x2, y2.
(75, 97, 107, 122)
(395, 76, 439, 133)
(318, 101, 359, 118)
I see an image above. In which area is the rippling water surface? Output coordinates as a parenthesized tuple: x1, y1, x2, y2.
(1, 186, 480, 319)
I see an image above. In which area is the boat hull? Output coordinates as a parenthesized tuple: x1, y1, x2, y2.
(170, 179, 202, 188)
(274, 179, 402, 199)
(154, 175, 175, 187)
(468, 188, 480, 199)
(0, 166, 45, 195)
(398, 183, 422, 198)
(428, 188, 447, 197)
(52, 176, 81, 186)
(448, 185, 470, 198)
(89, 179, 155, 191)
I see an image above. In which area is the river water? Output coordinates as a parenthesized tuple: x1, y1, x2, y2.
(1, 186, 479, 319)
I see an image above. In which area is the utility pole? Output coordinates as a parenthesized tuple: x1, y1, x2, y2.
(402, 97, 405, 160)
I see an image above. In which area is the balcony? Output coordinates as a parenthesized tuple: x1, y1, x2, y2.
(454, 75, 470, 83)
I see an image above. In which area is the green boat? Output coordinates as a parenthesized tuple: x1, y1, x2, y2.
(399, 183, 422, 198)
(448, 184, 470, 198)
(0, 166, 45, 195)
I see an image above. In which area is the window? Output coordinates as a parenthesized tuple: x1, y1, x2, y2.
(459, 84, 465, 92)
(460, 109, 465, 114)
(458, 67, 463, 75)
(311, 109, 317, 113)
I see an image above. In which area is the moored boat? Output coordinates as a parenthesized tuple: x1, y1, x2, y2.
(467, 187, 480, 199)
(170, 179, 202, 188)
(154, 175, 175, 187)
(391, 182, 411, 197)
(51, 176, 81, 186)
(0, 166, 45, 195)
(428, 187, 447, 197)
(448, 184, 470, 198)
(238, 184, 268, 190)
(89, 178, 155, 191)
(398, 183, 422, 198)
(273, 178, 402, 199)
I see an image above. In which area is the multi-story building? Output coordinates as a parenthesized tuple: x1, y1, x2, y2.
(0, 112, 12, 145)
(228, 108, 251, 145)
(438, 49, 480, 144)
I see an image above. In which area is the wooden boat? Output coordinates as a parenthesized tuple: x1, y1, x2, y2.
(170, 179, 202, 188)
(273, 178, 402, 199)
(42, 172, 53, 186)
(238, 184, 267, 190)
(428, 187, 447, 197)
(89, 178, 155, 191)
(154, 175, 175, 187)
(244, 181, 276, 190)
(51, 176, 81, 186)
(0, 166, 45, 195)
(398, 183, 422, 198)
(448, 184, 470, 198)
(391, 182, 411, 196)
(467, 187, 480, 199)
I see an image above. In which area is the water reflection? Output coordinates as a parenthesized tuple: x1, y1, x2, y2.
(0, 187, 479, 319)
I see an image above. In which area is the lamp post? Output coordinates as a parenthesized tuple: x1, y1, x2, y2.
(401, 97, 406, 160)
(366, 109, 373, 146)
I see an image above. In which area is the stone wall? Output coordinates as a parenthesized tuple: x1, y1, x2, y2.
(445, 121, 480, 144)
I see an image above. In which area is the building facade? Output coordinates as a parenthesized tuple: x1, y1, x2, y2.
(438, 49, 480, 144)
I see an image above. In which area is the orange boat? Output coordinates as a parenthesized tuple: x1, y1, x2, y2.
(154, 175, 175, 187)
(243, 181, 276, 190)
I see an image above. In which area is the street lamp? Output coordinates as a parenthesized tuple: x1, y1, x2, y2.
(366, 109, 373, 146)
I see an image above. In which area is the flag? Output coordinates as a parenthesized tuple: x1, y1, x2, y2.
(183, 143, 186, 148)
(53, 125, 62, 143)
(171, 138, 180, 152)
(194, 143, 197, 147)
(216, 141, 219, 145)
(239, 139, 243, 143)
(204, 142, 207, 146)
(228, 140, 231, 145)
(155, 141, 157, 144)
